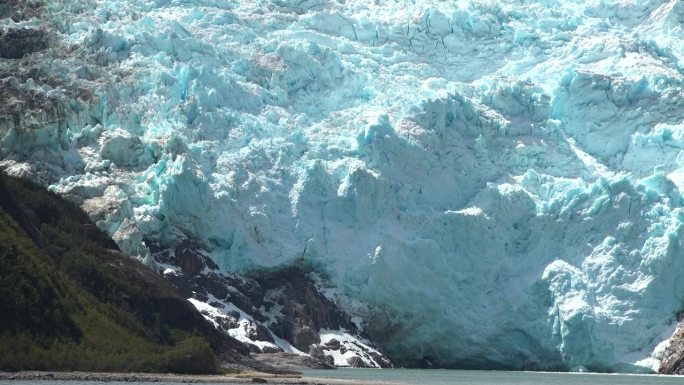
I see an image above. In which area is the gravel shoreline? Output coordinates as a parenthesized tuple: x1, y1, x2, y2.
(0, 371, 296, 383)
(0, 371, 394, 385)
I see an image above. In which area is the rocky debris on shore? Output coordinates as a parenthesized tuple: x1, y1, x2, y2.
(253, 353, 334, 371)
(0, 371, 384, 385)
(0, 371, 302, 383)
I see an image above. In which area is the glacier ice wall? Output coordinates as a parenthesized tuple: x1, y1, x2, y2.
(2, 0, 684, 372)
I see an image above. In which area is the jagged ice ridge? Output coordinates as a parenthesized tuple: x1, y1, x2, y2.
(2, 0, 684, 372)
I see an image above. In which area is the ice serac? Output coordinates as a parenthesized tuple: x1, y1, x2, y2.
(2, 0, 684, 373)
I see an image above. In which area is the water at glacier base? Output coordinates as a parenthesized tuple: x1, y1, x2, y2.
(302, 368, 684, 385)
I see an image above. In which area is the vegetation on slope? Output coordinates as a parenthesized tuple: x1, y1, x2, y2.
(0, 173, 244, 373)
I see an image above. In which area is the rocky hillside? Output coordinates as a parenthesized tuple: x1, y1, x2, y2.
(0, 172, 252, 373)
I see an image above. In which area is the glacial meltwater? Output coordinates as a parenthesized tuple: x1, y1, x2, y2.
(301, 368, 684, 385)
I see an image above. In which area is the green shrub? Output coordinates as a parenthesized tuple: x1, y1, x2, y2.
(148, 336, 218, 374)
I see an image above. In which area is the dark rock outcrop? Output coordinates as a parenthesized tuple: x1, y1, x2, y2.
(0, 28, 48, 59)
(155, 238, 219, 277)
(148, 239, 392, 368)
(309, 345, 334, 367)
(151, 240, 360, 353)
(253, 266, 358, 352)
(253, 352, 334, 370)
(659, 321, 684, 374)
(346, 356, 368, 368)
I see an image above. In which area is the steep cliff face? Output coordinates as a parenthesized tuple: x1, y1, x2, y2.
(3, 0, 684, 372)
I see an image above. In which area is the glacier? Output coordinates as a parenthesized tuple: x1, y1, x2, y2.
(2, 0, 684, 372)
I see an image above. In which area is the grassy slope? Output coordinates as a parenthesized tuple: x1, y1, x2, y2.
(0, 173, 245, 373)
